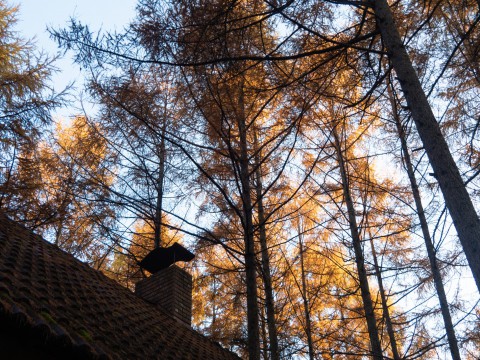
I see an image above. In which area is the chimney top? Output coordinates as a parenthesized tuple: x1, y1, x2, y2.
(139, 242, 194, 274)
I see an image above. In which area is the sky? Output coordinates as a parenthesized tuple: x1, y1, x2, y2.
(15, 0, 138, 118)
(11, 0, 480, 340)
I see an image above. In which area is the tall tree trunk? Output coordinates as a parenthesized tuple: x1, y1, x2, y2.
(253, 130, 280, 360)
(388, 80, 462, 360)
(332, 128, 384, 360)
(55, 198, 69, 246)
(154, 121, 167, 248)
(365, 220, 401, 360)
(237, 82, 261, 360)
(210, 276, 217, 330)
(298, 222, 315, 360)
(260, 305, 269, 360)
(374, 0, 480, 293)
(55, 221, 64, 246)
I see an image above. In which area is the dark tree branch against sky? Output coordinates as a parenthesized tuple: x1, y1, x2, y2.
(3, 0, 480, 359)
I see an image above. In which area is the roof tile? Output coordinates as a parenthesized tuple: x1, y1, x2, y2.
(0, 215, 239, 360)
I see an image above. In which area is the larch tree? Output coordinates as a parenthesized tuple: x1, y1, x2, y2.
(329, 112, 383, 360)
(48, 0, 480, 358)
(88, 64, 189, 252)
(370, 0, 480, 292)
(53, 0, 480, 291)
(9, 115, 117, 266)
(141, 1, 312, 358)
(0, 1, 63, 220)
(385, 74, 463, 360)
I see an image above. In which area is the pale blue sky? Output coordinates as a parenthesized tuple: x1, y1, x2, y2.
(15, 0, 138, 117)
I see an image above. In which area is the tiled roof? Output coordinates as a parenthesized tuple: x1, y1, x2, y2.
(0, 215, 240, 360)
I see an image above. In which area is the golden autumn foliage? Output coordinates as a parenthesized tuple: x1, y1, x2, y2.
(6, 0, 480, 358)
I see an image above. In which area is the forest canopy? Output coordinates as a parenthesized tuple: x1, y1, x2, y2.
(2, 0, 480, 359)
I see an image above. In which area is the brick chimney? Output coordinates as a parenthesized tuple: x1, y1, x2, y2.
(135, 265, 193, 326)
(134, 243, 195, 326)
